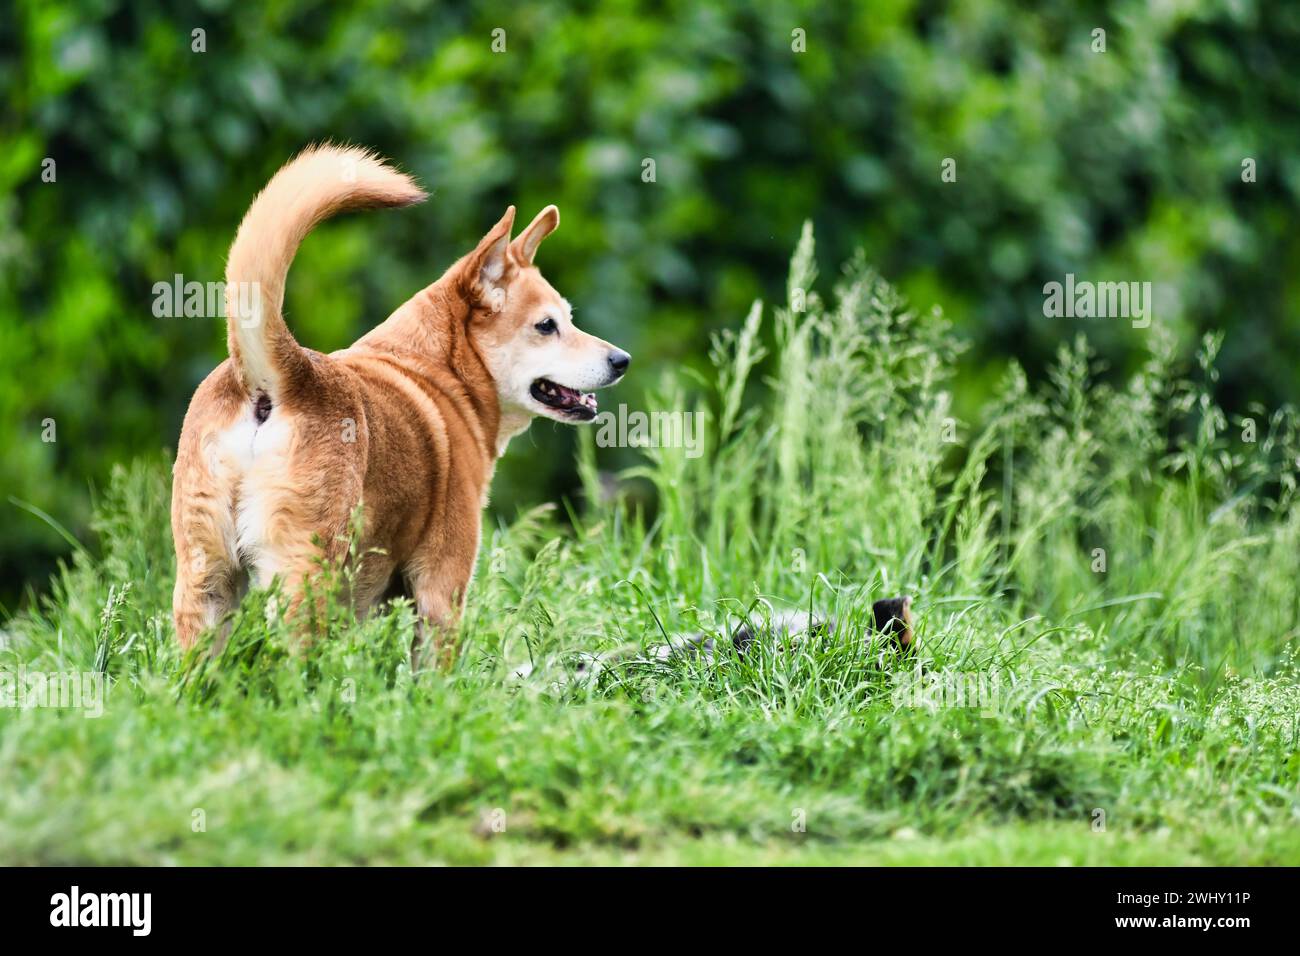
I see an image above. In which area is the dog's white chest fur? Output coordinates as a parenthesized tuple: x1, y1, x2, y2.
(496, 408, 533, 457)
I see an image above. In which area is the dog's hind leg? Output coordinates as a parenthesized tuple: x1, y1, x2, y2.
(406, 543, 478, 671)
(251, 542, 339, 645)
(409, 582, 467, 671)
(171, 458, 242, 650)
(172, 534, 240, 651)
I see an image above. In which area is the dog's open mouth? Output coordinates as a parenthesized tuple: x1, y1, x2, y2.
(531, 378, 598, 420)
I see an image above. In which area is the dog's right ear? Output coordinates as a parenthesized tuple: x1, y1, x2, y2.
(460, 206, 516, 310)
(510, 205, 559, 265)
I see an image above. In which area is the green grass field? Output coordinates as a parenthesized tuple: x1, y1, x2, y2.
(2, 229, 1298, 866)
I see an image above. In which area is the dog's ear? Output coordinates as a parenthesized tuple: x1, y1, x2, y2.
(510, 205, 559, 266)
(463, 206, 516, 308)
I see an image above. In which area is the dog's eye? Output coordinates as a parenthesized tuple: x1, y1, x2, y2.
(534, 317, 558, 335)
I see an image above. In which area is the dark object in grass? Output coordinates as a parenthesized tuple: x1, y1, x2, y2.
(513, 598, 916, 685)
(675, 597, 916, 662)
(731, 598, 913, 655)
(871, 596, 914, 651)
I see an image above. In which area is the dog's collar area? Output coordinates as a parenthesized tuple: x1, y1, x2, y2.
(253, 391, 272, 425)
(530, 378, 597, 420)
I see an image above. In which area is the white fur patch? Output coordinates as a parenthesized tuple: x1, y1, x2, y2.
(215, 412, 294, 585)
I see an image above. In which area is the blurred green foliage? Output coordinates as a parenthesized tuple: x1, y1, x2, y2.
(3, 0, 1299, 601)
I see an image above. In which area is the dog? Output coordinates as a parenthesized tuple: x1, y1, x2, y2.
(170, 144, 629, 661)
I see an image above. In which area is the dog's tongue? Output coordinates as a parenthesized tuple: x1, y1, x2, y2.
(551, 382, 596, 410)
(534, 378, 597, 413)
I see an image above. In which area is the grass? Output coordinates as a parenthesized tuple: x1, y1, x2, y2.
(2, 226, 1298, 865)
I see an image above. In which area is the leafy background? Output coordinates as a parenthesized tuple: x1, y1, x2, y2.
(3, 0, 1299, 604)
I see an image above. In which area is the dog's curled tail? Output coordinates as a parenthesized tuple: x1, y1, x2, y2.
(224, 143, 426, 398)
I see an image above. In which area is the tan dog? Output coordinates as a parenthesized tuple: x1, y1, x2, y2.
(171, 145, 629, 660)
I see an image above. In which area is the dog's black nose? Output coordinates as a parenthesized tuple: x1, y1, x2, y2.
(608, 350, 631, 374)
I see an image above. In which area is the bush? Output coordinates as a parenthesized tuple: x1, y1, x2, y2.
(5, 0, 1300, 601)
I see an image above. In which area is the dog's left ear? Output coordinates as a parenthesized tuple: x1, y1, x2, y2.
(463, 206, 517, 307)
(510, 205, 559, 266)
